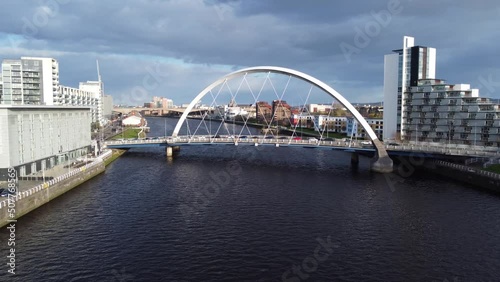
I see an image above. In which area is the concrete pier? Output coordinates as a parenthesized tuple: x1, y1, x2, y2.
(371, 139, 394, 173)
(166, 146, 180, 157)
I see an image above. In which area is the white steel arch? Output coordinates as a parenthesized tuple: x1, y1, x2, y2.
(173, 66, 377, 140)
(172, 66, 393, 172)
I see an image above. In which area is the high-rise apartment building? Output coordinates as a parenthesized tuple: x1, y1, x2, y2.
(403, 79, 500, 147)
(0, 57, 108, 126)
(384, 37, 500, 147)
(383, 36, 436, 140)
(0, 57, 60, 105)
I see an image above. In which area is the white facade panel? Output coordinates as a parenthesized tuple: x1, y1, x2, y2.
(41, 58, 55, 105)
(427, 48, 436, 78)
(403, 36, 414, 49)
(383, 53, 399, 141)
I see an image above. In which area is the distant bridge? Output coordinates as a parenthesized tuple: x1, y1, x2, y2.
(113, 107, 209, 116)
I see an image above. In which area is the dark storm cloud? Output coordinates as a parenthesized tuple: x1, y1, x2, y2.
(0, 0, 499, 104)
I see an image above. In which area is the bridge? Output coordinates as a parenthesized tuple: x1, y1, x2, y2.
(103, 66, 499, 173)
(104, 136, 500, 159)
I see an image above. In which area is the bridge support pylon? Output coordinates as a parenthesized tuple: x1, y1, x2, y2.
(371, 140, 394, 173)
(166, 146, 180, 157)
(351, 152, 359, 167)
(166, 146, 173, 157)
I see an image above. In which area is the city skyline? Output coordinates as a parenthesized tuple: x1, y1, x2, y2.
(0, 1, 499, 105)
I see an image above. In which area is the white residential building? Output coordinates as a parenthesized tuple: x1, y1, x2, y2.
(403, 79, 500, 147)
(214, 105, 249, 120)
(312, 115, 347, 132)
(347, 117, 384, 139)
(0, 105, 91, 180)
(0, 57, 108, 126)
(59, 85, 100, 123)
(306, 104, 334, 114)
(79, 80, 104, 125)
(0, 57, 60, 105)
(383, 36, 436, 141)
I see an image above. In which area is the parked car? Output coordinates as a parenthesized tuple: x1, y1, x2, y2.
(265, 136, 274, 139)
(292, 137, 302, 140)
(308, 138, 318, 142)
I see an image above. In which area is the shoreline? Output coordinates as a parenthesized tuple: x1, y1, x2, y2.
(0, 157, 107, 228)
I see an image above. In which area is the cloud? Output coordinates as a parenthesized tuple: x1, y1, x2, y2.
(0, 0, 499, 104)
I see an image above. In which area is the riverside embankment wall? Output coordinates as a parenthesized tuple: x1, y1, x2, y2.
(0, 160, 106, 228)
(424, 160, 500, 194)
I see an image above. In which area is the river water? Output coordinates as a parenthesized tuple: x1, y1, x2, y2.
(1, 117, 500, 281)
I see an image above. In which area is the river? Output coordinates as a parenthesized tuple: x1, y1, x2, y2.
(1, 117, 500, 281)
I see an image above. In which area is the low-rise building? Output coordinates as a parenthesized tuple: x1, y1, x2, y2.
(122, 111, 145, 127)
(313, 116, 348, 133)
(272, 100, 292, 126)
(306, 103, 334, 114)
(347, 117, 384, 139)
(214, 105, 249, 120)
(0, 105, 91, 180)
(256, 101, 272, 122)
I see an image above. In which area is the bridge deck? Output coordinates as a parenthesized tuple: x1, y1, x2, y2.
(103, 135, 500, 158)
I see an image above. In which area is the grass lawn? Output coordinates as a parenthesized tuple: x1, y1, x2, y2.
(109, 128, 146, 140)
(483, 164, 500, 174)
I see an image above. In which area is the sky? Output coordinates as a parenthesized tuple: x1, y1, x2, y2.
(0, 0, 499, 106)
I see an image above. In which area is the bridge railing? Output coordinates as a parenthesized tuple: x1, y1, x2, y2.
(103, 136, 500, 158)
(0, 156, 105, 210)
(384, 143, 500, 157)
(104, 135, 371, 149)
(435, 160, 500, 180)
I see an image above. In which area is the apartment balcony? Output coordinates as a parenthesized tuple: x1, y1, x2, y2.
(23, 85, 40, 90)
(25, 91, 41, 96)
